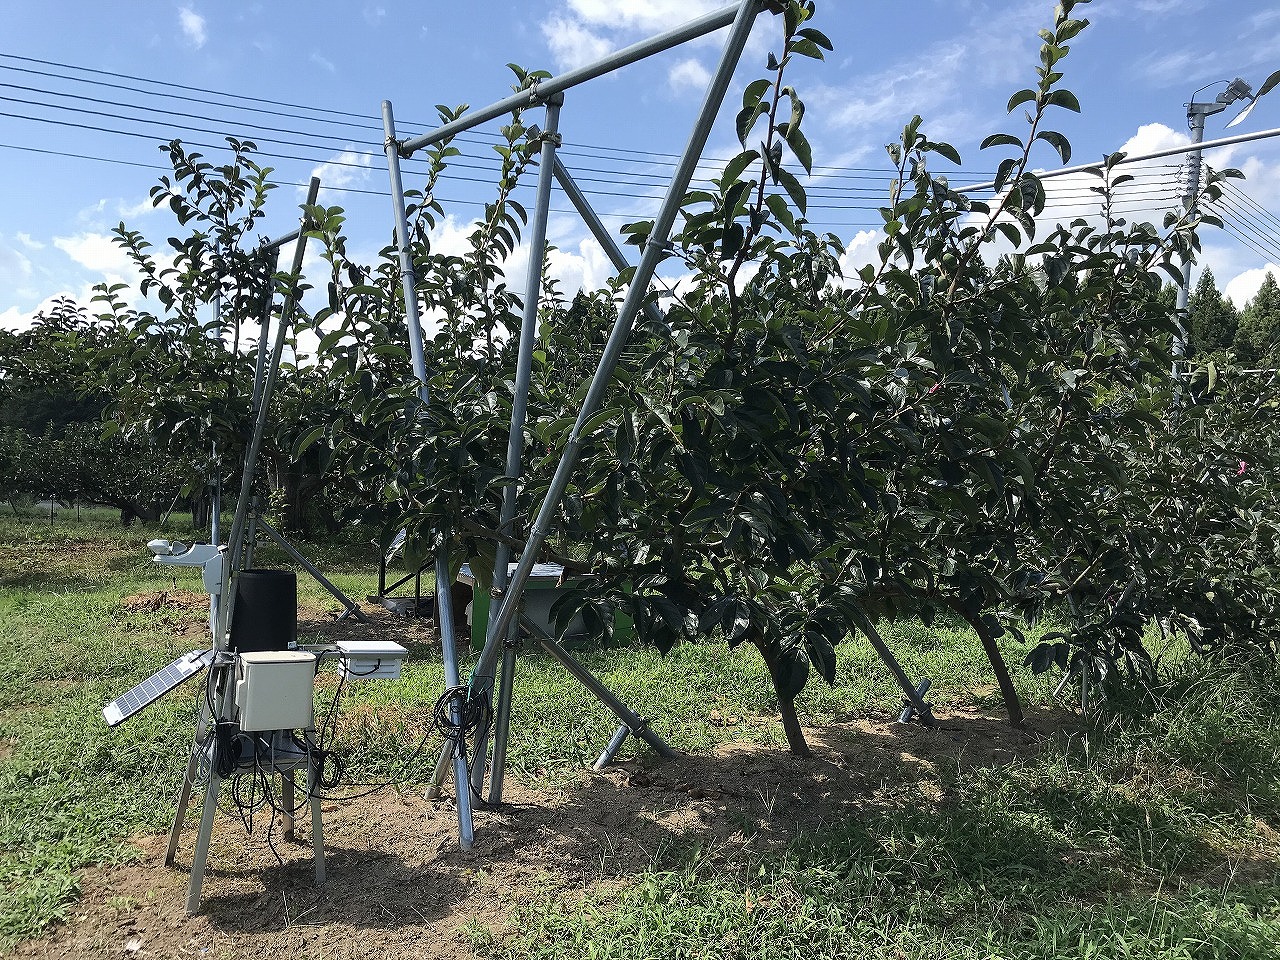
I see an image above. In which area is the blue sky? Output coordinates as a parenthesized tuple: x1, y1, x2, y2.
(3, 0, 1280, 331)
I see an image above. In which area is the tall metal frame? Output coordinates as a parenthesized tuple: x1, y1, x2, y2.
(382, 2, 762, 844)
(382, 0, 931, 845)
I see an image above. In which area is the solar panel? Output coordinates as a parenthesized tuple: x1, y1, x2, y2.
(102, 649, 215, 727)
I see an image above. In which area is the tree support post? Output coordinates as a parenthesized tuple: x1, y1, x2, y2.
(472, 95, 564, 804)
(476, 0, 762, 706)
(257, 518, 370, 623)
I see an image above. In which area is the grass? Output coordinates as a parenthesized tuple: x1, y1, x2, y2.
(488, 663, 1280, 960)
(0, 507, 1277, 957)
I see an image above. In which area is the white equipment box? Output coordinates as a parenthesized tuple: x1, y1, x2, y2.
(236, 651, 316, 731)
(335, 640, 408, 681)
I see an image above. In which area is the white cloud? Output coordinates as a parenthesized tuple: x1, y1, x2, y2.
(1224, 264, 1280, 307)
(116, 196, 161, 220)
(15, 233, 44, 251)
(0, 287, 106, 333)
(543, 236, 615, 295)
(541, 0, 729, 72)
(0, 241, 33, 284)
(52, 232, 137, 277)
(179, 8, 207, 49)
(1133, 0, 1206, 13)
(309, 149, 373, 200)
(563, 0, 722, 34)
(1131, 49, 1217, 89)
(837, 229, 882, 282)
(363, 4, 387, 26)
(668, 58, 711, 97)
(542, 15, 612, 71)
(310, 51, 336, 74)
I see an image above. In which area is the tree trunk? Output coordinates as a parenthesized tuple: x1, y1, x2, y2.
(278, 468, 323, 534)
(755, 638, 810, 756)
(952, 604, 1024, 728)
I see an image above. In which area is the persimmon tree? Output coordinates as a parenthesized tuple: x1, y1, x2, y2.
(299, 0, 1280, 752)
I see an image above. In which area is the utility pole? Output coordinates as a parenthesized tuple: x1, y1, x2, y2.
(1175, 78, 1258, 363)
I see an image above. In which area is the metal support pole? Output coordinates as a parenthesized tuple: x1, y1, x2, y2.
(478, 0, 762, 679)
(1174, 112, 1207, 370)
(164, 747, 199, 866)
(220, 179, 320, 631)
(307, 751, 327, 884)
(398, 4, 749, 155)
(521, 613, 676, 759)
(250, 250, 282, 417)
(424, 738, 453, 800)
(488, 639, 519, 800)
(898, 679, 933, 724)
(382, 101, 431, 404)
(281, 772, 296, 840)
(473, 97, 564, 803)
(258, 518, 370, 623)
(593, 724, 631, 770)
(185, 762, 223, 915)
(436, 551, 475, 849)
(848, 605, 934, 725)
(550, 155, 664, 327)
(242, 511, 259, 570)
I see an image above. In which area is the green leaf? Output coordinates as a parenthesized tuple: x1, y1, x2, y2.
(981, 133, 1024, 151)
(993, 156, 1019, 194)
(1046, 89, 1081, 113)
(1055, 18, 1089, 42)
(293, 424, 325, 458)
(785, 124, 813, 175)
(1034, 129, 1072, 164)
(805, 632, 837, 684)
(925, 141, 958, 165)
(787, 37, 826, 60)
(773, 167, 807, 216)
(1007, 88, 1037, 113)
(776, 646, 810, 698)
(765, 193, 798, 235)
(797, 27, 834, 51)
(722, 149, 760, 186)
(1257, 69, 1280, 99)
(741, 77, 772, 113)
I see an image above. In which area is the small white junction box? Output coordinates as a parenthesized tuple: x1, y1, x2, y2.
(335, 639, 408, 681)
(236, 651, 316, 731)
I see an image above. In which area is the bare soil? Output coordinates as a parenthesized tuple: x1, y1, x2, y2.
(13, 704, 1067, 960)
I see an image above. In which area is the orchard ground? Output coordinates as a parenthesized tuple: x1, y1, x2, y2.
(1, 508, 1277, 959)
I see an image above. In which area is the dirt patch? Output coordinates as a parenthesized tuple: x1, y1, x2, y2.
(13, 708, 1062, 960)
(296, 604, 439, 655)
(118, 592, 212, 614)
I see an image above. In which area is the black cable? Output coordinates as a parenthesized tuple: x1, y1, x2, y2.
(1217, 217, 1280, 267)
(0, 52, 1010, 177)
(1221, 181, 1280, 235)
(1211, 196, 1280, 261)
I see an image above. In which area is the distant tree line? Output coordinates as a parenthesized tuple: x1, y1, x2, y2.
(1186, 266, 1280, 368)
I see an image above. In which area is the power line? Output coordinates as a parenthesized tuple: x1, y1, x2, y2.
(0, 52, 1008, 177)
(1, 79, 1189, 210)
(1220, 181, 1280, 236)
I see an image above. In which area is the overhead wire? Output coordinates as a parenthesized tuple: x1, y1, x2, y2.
(3, 53, 1272, 255)
(0, 51, 1005, 178)
(1211, 195, 1280, 252)
(1220, 181, 1280, 235)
